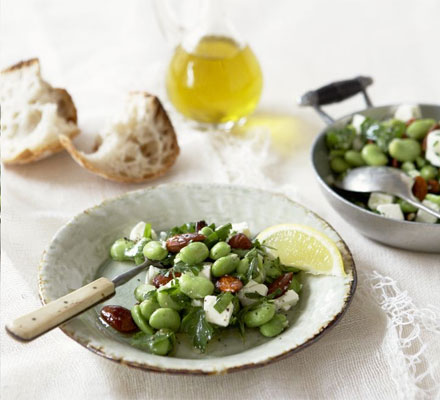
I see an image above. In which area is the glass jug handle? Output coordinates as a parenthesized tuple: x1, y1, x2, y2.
(153, 0, 207, 44)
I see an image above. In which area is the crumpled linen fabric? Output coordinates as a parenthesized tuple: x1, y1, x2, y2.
(2, 0, 440, 399)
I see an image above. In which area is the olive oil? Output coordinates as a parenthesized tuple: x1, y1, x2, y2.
(166, 36, 263, 125)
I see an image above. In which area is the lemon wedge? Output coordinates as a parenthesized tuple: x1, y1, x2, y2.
(256, 224, 345, 276)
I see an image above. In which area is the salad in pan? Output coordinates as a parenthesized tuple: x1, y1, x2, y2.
(325, 104, 440, 223)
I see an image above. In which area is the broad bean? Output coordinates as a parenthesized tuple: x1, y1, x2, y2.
(330, 157, 350, 173)
(243, 303, 276, 328)
(147, 329, 175, 355)
(237, 258, 249, 275)
(210, 241, 231, 260)
(157, 291, 186, 311)
(134, 284, 155, 302)
(406, 119, 436, 140)
(131, 305, 154, 334)
(259, 314, 288, 337)
(388, 138, 421, 162)
(149, 308, 180, 332)
(212, 254, 240, 277)
(425, 194, 440, 207)
(329, 149, 346, 158)
(416, 156, 427, 169)
(397, 199, 418, 213)
(179, 273, 214, 299)
(401, 161, 416, 173)
(199, 226, 214, 236)
(344, 150, 365, 167)
(110, 238, 134, 261)
(180, 242, 209, 264)
(140, 296, 160, 319)
(361, 144, 388, 166)
(420, 165, 438, 181)
(143, 241, 168, 261)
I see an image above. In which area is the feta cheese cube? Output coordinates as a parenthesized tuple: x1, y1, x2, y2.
(425, 130, 440, 167)
(145, 265, 161, 285)
(129, 221, 157, 241)
(231, 222, 251, 238)
(368, 192, 394, 211)
(203, 295, 234, 327)
(237, 280, 268, 306)
(273, 290, 299, 311)
(377, 204, 404, 220)
(415, 200, 439, 224)
(199, 263, 212, 280)
(129, 221, 146, 241)
(394, 104, 422, 122)
(351, 114, 366, 134)
(191, 299, 203, 307)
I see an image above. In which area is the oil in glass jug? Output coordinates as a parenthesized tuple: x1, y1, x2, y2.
(154, 0, 263, 128)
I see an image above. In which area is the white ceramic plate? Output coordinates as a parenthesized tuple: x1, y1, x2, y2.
(38, 184, 356, 374)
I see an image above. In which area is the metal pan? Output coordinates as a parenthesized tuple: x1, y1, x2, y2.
(299, 77, 440, 253)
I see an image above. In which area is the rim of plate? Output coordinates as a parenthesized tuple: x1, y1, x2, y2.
(38, 183, 357, 375)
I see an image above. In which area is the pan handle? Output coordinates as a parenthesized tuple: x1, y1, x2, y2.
(298, 76, 374, 125)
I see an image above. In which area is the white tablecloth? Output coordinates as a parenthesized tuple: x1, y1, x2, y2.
(2, 1, 440, 399)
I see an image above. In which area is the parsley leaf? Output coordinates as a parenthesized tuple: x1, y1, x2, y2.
(204, 231, 219, 248)
(214, 292, 234, 313)
(326, 126, 356, 151)
(143, 223, 152, 239)
(130, 331, 153, 350)
(167, 222, 196, 238)
(158, 282, 192, 309)
(131, 330, 175, 355)
(263, 257, 283, 283)
(361, 117, 405, 152)
(245, 249, 261, 282)
(173, 261, 202, 276)
(289, 275, 302, 294)
(215, 223, 232, 241)
(158, 252, 176, 267)
(181, 308, 214, 352)
(281, 264, 301, 273)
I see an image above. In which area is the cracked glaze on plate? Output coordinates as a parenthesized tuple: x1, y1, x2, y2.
(38, 183, 356, 374)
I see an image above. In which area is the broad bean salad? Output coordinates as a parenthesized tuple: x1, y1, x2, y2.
(326, 104, 440, 223)
(100, 221, 302, 356)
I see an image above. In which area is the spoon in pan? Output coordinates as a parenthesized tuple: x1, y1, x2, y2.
(5, 259, 164, 342)
(334, 166, 440, 219)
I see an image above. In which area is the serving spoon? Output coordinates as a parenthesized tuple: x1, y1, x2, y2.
(6, 259, 163, 342)
(335, 166, 440, 219)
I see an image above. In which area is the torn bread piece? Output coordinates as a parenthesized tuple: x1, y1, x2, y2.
(60, 92, 179, 183)
(0, 58, 79, 164)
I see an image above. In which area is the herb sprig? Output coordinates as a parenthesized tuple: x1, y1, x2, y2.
(181, 308, 214, 352)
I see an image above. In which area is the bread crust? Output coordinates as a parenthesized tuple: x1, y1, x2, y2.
(1, 58, 40, 74)
(1, 58, 79, 164)
(60, 92, 179, 183)
(3, 129, 79, 165)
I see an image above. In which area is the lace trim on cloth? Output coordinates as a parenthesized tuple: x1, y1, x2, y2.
(360, 271, 440, 400)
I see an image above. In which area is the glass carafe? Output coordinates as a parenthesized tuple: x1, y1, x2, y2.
(154, 0, 263, 129)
